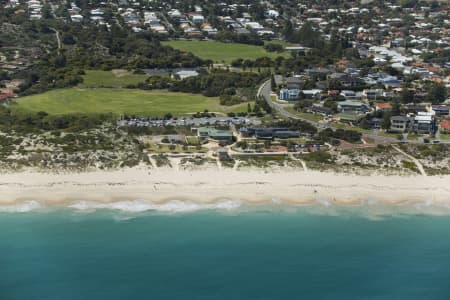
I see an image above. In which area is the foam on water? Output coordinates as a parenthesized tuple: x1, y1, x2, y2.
(2, 197, 450, 217)
(69, 199, 242, 213)
(0, 200, 41, 213)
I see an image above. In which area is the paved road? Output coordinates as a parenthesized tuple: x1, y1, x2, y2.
(256, 80, 437, 145)
(257, 80, 322, 127)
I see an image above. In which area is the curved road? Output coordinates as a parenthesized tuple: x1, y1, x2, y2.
(257, 80, 321, 127)
(257, 79, 400, 144)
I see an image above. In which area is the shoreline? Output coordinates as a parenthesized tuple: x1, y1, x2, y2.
(1, 167, 449, 212)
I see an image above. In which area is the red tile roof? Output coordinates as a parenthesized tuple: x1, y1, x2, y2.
(440, 120, 450, 131)
(376, 103, 392, 109)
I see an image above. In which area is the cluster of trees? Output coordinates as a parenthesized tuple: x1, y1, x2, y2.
(2, 14, 207, 95)
(318, 128, 362, 144)
(17, 58, 84, 95)
(231, 56, 284, 69)
(263, 43, 284, 53)
(219, 95, 242, 106)
(59, 26, 206, 70)
(283, 21, 326, 49)
(0, 107, 112, 132)
(268, 119, 318, 135)
(170, 70, 265, 98)
(213, 31, 264, 46)
(398, 82, 448, 105)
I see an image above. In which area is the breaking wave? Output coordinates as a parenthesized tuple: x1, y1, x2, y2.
(2, 198, 450, 217)
(68, 199, 242, 213)
(0, 200, 42, 213)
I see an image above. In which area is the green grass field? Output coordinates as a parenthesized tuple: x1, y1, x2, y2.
(163, 40, 289, 64)
(15, 88, 251, 116)
(79, 70, 148, 88)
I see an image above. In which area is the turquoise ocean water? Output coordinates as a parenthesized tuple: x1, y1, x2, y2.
(1, 207, 450, 299)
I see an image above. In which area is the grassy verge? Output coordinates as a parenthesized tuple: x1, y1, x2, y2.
(284, 107, 324, 122)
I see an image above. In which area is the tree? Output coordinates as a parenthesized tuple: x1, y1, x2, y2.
(271, 74, 276, 90)
(253, 103, 261, 114)
(323, 99, 338, 113)
(400, 87, 415, 103)
(294, 100, 306, 111)
(392, 101, 401, 115)
(381, 113, 391, 130)
(427, 83, 448, 104)
(328, 78, 342, 90)
(247, 103, 252, 114)
(264, 43, 283, 53)
(282, 20, 294, 40)
(62, 33, 76, 45)
(359, 118, 370, 129)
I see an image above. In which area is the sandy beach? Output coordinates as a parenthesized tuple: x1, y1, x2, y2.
(0, 167, 449, 212)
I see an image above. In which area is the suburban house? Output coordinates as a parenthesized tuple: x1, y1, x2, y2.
(196, 127, 233, 142)
(173, 70, 199, 80)
(413, 112, 436, 134)
(337, 100, 370, 114)
(403, 103, 432, 113)
(369, 117, 382, 129)
(308, 105, 333, 116)
(340, 90, 358, 100)
(0, 88, 17, 104)
(440, 120, 450, 134)
(375, 103, 393, 112)
(279, 88, 300, 101)
(302, 89, 322, 100)
(285, 77, 302, 89)
(432, 105, 449, 116)
(363, 89, 385, 100)
(339, 75, 365, 88)
(390, 116, 413, 133)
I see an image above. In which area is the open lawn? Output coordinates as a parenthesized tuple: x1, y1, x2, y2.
(15, 88, 250, 116)
(162, 40, 289, 64)
(79, 70, 148, 88)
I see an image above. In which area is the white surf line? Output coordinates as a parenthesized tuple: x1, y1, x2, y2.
(392, 145, 427, 176)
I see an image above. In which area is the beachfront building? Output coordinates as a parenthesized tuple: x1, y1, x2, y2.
(337, 100, 370, 114)
(390, 116, 413, 133)
(440, 120, 450, 134)
(413, 112, 436, 134)
(239, 127, 300, 140)
(432, 106, 449, 116)
(279, 88, 300, 101)
(196, 127, 233, 142)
